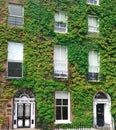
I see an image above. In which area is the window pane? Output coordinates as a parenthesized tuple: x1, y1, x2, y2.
(62, 107, 68, 120)
(89, 51, 98, 66)
(88, 0, 98, 4)
(9, 4, 23, 16)
(60, 13, 66, 22)
(56, 99, 61, 105)
(54, 46, 61, 60)
(60, 23, 66, 28)
(8, 62, 22, 77)
(18, 104, 23, 117)
(61, 47, 67, 61)
(8, 42, 23, 61)
(25, 104, 30, 117)
(92, 18, 97, 26)
(56, 107, 61, 120)
(88, 17, 92, 26)
(54, 46, 67, 72)
(63, 99, 68, 105)
(55, 12, 66, 22)
(8, 16, 23, 26)
(55, 13, 59, 21)
(54, 22, 59, 27)
(89, 51, 99, 73)
(54, 62, 66, 72)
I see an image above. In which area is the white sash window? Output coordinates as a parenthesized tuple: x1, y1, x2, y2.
(88, 50, 100, 81)
(8, 4, 24, 26)
(54, 45, 68, 78)
(55, 91, 70, 124)
(88, 15, 99, 33)
(89, 50, 100, 73)
(54, 12, 67, 33)
(7, 42, 23, 78)
(87, 0, 99, 5)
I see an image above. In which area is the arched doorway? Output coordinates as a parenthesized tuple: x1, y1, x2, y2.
(13, 89, 35, 128)
(93, 92, 112, 127)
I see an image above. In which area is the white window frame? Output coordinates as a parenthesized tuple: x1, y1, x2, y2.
(87, 0, 99, 5)
(88, 15, 99, 33)
(88, 50, 100, 82)
(54, 45, 68, 78)
(8, 3, 24, 26)
(89, 50, 100, 73)
(54, 12, 67, 33)
(7, 42, 23, 78)
(55, 91, 71, 124)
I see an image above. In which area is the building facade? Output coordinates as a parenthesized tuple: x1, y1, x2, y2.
(0, 0, 116, 129)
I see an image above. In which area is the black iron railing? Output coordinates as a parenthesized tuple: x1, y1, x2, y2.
(55, 123, 93, 130)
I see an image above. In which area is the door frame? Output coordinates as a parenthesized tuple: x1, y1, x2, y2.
(13, 90, 35, 129)
(93, 92, 112, 127)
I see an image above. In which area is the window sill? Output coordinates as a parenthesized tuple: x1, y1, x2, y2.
(88, 31, 99, 33)
(88, 80, 99, 82)
(8, 24, 24, 27)
(54, 31, 68, 34)
(87, 3, 99, 6)
(6, 76, 23, 79)
(55, 120, 71, 124)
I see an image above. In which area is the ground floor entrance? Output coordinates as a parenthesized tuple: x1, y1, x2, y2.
(96, 104, 104, 126)
(13, 89, 35, 129)
(93, 92, 112, 127)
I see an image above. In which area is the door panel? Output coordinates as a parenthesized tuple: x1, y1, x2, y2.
(18, 119, 23, 127)
(24, 103, 30, 127)
(17, 103, 31, 128)
(17, 103, 23, 127)
(97, 104, 104, 126)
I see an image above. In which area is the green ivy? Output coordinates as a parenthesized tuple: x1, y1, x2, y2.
(0, 0, 116, 128)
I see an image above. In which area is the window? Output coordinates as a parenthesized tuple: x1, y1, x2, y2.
(54, 45, 68, 78)
(87, 0, 99, 5)
(55, 91, 70, 124)
(8, 4, 24, 26)
(7, 42, 23, 78)
(54, 12, 67, 33)
(88, 50, 100, 81)
(88, 15, 99, 33)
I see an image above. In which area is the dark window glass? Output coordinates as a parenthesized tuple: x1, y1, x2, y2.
(55, 22, 59, 27)
(63, 99, 68, 105)
(56, 107, 61, 119)
(8, 62, 22, 77)
(56, 99, 61, 105)
(60, 23, 66, 27)
(62, 107, 68, 119)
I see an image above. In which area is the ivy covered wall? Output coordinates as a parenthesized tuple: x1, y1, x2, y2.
(0, 0, 116, 129)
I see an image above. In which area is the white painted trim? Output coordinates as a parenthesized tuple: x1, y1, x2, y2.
(87, 0, 99, 5)
(13, 97, 35, 128)
(55, 92, 71, 124)
(93, 93, 112, 127)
